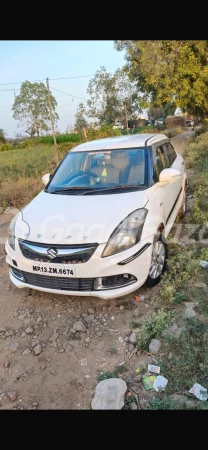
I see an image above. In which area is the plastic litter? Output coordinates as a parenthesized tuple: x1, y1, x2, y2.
(142, 375, 157, 391)
(153, 375, 168, 392)
(148, 364, 160, 374)
(189, 383, 208, 401)
(200, 261, 208, 268)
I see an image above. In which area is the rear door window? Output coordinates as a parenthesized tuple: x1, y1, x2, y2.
(153, 145, 169, 182)
(162, 142, 177, 166)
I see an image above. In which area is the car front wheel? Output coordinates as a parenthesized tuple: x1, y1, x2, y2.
(146, 235, 168, 287)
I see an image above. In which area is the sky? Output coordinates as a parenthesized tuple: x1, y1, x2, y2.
(0, 40, 126, 138)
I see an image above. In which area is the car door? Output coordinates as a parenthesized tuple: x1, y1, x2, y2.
(161, 141, 183, 223)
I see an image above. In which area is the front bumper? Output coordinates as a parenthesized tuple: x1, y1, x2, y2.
(5, 238, 153, 299)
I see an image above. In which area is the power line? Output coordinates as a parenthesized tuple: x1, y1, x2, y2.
(0, 74, 93, 86)
(50, 86, 87, 102)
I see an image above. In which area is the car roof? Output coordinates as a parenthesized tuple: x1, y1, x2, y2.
(70, 133, 169, 152)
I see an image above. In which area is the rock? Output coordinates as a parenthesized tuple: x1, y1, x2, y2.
(133, 308, 142, 318)
(111, 316, 115, 321)
(129, 402, 137, 410)
(149, 339, 161, 354)
(119, 306, 124, 311)
(21, 332, 26, 338)
(8, 342, 19, 353)
(33, 344, 42, 355)
(182, 308, 196, 319)
(162, 324, 185, 340)
(168, 352, 173, 360)
(91, 378, 127, 410)
(23, 348, 31, 356)
(185, 400, 199, 409)
(129, 343, 135, 353)
(4, 361, 10, 368)
(36, 316, 42, 324)
(0, 326, 7, 333)
(200, 260, 208, 268)
(8, 392, 17, 402)
(88, 308, 95, 315)
(102, 306, 107, 311)
(84, 315, 95, 323)
(170, 394, 187, 409)
(25, 326, 33, 334)
(97, 331, 103, 337)
(73, 321, 86, 332)
(129, 333, 137, 344)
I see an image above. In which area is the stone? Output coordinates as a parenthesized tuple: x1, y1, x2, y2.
(8, 342, 19, 353)
(36, 316, 42, 324)
(23, 348, 31, 356)
(182, 308, 196, 319)
(84, 315, 95, 323)
(134, 374, 142, 382)
(88, 308, 95, 315)
(129, 333, 137, 344)
(25, 326, 33, 334)
(149, 339, 161, 354)
(21, 332, 26, 338)
(33, 344, 42, 355)
(8, 392, 17, 402)
(73, 321, 86, 332)
(97, 331, 103, 337)
(133, 308, 142, 318)
(185, 400, 199, 409)
(129, 343, 135, 353)
(111, 316, 115, 321)
(162, 324, 186, 340)
(170, 394, 187, 409)
(129, 402, 137, 410)
(0, 326, 7, 333)
(91, 378, 127, 410)
(119, 306, 124, 311)
(4, 361, 10, 368)
(102, 306, 107, 311)
(168, 352, 173, 360)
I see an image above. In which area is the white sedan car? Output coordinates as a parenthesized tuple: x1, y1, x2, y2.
(5, 133, 187, 299)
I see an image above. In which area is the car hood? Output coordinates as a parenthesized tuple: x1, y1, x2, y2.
(16, 190, 149, 245)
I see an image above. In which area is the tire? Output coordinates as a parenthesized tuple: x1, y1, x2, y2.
(146, 234, 168, 287)
(178, 186, 187, 219)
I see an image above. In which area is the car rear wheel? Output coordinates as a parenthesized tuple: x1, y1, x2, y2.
(146, 235, 168, 287)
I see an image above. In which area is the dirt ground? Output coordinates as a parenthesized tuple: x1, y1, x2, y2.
(0, 131, 194, 410)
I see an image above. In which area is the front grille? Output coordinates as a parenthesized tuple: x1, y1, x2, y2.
(22, 271, 94, 291)
(19, 240, 98, 264)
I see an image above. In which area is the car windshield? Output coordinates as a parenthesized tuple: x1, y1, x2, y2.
(47, 148, 146, 195)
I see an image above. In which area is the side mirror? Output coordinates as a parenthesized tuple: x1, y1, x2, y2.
(159, 168, 181, 185)
(42, 173, 51, 186)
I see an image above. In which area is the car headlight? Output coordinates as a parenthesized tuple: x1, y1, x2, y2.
(102, 208, 148, 257)
(8, 213, 20, 250)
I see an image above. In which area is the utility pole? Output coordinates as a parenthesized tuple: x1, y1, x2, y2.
(124, 104, 129, 134)
(46, 77, 59, 166)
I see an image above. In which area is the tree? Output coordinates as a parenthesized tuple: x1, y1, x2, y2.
(74, 103, 88, 131)
(85, 66, 140, 125)
(148, 103, 176, 121)
(0, 129, 6, 143)
(12, 81, 59, 137)
(114, 40, 208, 116)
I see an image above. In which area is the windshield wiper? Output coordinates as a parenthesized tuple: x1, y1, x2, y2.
(50, 186, 95, 194)
(49, 185, 143, 195)
(82, 185, 143, 195)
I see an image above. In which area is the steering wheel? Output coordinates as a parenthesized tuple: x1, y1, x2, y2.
(76, 170, 100, 179)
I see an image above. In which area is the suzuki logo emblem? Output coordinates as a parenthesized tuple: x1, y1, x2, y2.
(47, 247, 58, 259)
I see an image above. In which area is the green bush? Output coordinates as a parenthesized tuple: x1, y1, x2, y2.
(16, 133, 82, 149)
(136, 309, 174, 350)
(0, 143, 15, 152)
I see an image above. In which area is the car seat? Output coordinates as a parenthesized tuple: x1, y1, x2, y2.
(127, 151, 145, 185)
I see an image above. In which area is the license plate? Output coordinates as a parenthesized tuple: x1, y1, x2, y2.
(32, 264, 75, 277)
